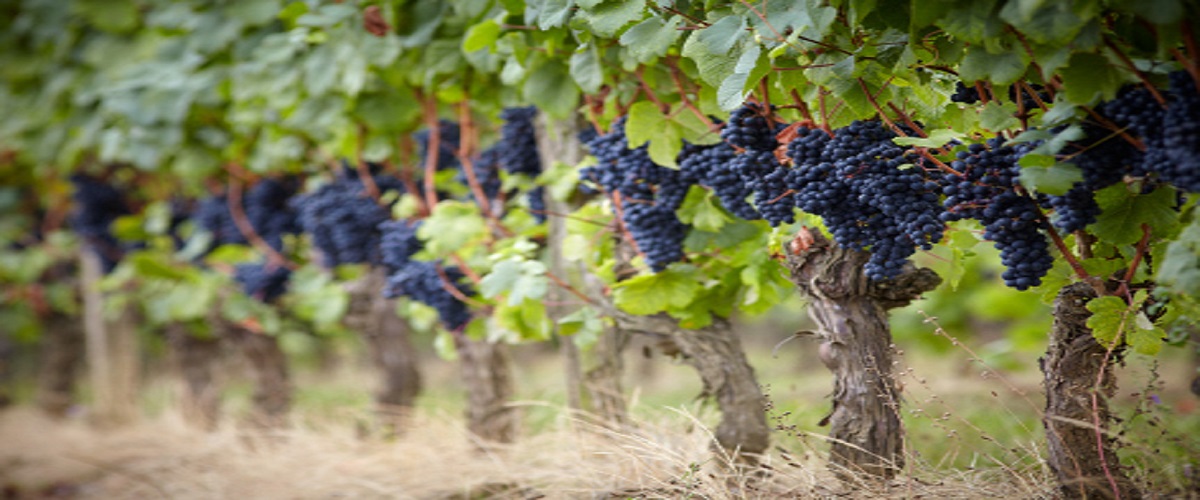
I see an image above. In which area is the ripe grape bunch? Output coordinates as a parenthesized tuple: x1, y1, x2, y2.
(69, 174, 132, 273)
(497, 106, 547, 223)
(580, 118, 692, 271)
(784, 121, 946, 280)
(378, 219, 473, 330)
(415, 119, 462, 171)
(721, 103, 794, 226)
(940, 139, 1053, 290)
(234, 262, 291, 303)
(296, 170, 405, 268)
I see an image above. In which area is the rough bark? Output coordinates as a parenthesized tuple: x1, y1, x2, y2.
(36, 313, 85, 418)
(1041, 283, 1140, 500)
(458, 339, 517, 444)
(80, 249, 140, 427)
(166, 324, 223, 431)
(613, 313, 770, 462)
(783, 229, 941, 479)
(225, 323, 291, 429)
(344, 269, 422, 433)
(582, 325, 631, 425)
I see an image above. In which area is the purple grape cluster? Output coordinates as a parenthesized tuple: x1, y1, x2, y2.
(234, 262, 291, 303)
(580, 118, 692, 271)
(941, 139, 1053, 290)
(295, 171, 405, 268)
(378, 219, 473, 330)
(69, 174, 131, 273)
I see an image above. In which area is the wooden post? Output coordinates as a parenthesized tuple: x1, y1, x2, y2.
(80, 249, 140, 427)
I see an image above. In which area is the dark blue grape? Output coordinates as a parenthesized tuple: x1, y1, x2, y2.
(69, 174, 131, 273)
(234, 262, 291, 303)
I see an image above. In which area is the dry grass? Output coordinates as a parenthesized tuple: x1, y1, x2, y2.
(1, 336, 1195, 499)
(0, 403, 1059, 499)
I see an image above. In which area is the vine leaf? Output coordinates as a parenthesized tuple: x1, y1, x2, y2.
(462, 19, 501, 52)
(619, 17, 681, 64)
(1156, 216, 1200, 299)
(1059, 52, 1124, 104)
(677, 188, 731, 233)
(417, 201, 487, 258)
(480, 258, 548, 306)
(494, 298, 551, 341)
(569, 44, 603, 93)
(612, 266, 700, 315)
(1086, 293, 1163, 355)
(1091, 186, 1178, 246)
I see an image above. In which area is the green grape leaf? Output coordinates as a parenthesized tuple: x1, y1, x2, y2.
(717, 44, 765, 110)
(1059, 52, 1125, 104)
(582, 0, 646, 37)
(694, 15, 745, 55)
(619, 16, 681, 64)
(494, 297, 552, 341)
(1019, 161, 1083, 196)
(480, 258, 548, 306)
(626, 101, 668, 148)
(979, 101, 1021, 132)
(418, 201, 488, 258)
(558, 307, 604, 340)
(677, 187, 731, 233)
(892, 129, 963, 148)
(569, 44, 604, 93)
(959, 45, 1029, 86)
(523, 59, 580, 118)
(612, 266, 700, 315)
(1091, 186, 1179, 246)
(1156, 216, 1200, 297)
(1086, 295, 1134, 348)
(463, 19, 502, 52)
(681, 30, 739, 87)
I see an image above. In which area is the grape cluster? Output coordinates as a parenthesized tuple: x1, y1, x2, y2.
(678, 140, 760, 220)
(1159, 71, 1200, 191)
(415, 120, 461, 171)
(461, 146, 503, 204)
(69, 174, 131, 273)
(497, 107, 547, 223)
(581, 118, 693, 271)
(194, 195, 245, 247)
(378, 219, 473, 330)
(950, 82, 981, 104)
(722, 103, 794, 226)
(245, 177, 302, 250)
(785, 121, 946, 280)
(295, 171, 405, 268)
(234, 262, 291, 303)
(950, 82, 1048, 110)
(941, 139, 1053, 290)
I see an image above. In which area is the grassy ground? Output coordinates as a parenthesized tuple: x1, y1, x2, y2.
(1, 330, 1198, 499)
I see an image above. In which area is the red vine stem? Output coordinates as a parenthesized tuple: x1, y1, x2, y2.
(435, 262, 489, 310)
(788, 89, 815, 123)
(225, 175, 296, 270)
(636, 68, 670, 113)
(1115, 224, 1152, 301)
(418, 90, 442, 211)
(455, 98, 511, 239)
(1019, 81, 1049, 111)
(1041, 217, 1104, 295)
(354, 123, 382, 203)
(609, 191, 648, 262)
(1103, 37, 1167, 107)
(666, 58, 716, 131)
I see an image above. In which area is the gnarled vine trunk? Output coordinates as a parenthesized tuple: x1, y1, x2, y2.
(583, 324, 631, 426)
(345, 269, 422, 433)
(614, 313, 770, 463)
(166, 324, 223, 431)
(783, 229, 940, 480)
(36, 313, 84, 418)
(225, 322, 291, 429)
(1041, 283, 1140, 500)
(459, 339, 516, 444)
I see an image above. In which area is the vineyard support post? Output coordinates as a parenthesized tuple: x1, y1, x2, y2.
(1041, 283, 1140, 500)
(536, 113, 586, 414)
(80, 249, 140, 427)
(784, 229, 941, 480)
